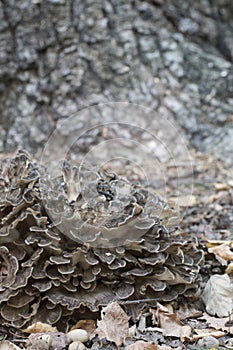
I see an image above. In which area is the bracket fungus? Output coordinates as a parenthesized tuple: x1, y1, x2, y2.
(0, 151, 204, 330)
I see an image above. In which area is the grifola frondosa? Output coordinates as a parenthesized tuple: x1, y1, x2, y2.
(0, 151, 204, 330)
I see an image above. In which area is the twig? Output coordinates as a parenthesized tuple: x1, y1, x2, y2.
(119, 298, 158, 305)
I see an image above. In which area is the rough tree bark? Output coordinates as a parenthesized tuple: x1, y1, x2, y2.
(0, 0, 232, 164)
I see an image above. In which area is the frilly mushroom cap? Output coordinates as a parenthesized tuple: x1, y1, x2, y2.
(0, 152, 204, 330)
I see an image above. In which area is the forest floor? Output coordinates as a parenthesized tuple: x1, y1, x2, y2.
(0, 150, 233, 350)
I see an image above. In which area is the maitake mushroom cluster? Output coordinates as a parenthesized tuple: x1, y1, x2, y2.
(0, 151, 203, 330)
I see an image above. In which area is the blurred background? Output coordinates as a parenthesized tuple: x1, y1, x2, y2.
(0, 0, 232, 166)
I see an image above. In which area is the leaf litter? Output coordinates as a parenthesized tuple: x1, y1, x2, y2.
(202, 274, 233, 317)
(96, 302, 129, 347)
(0, 151, 233, 349)
(151, 303, 192, 340)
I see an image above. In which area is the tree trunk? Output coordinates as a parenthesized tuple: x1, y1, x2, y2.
(0, 0, 232, 164)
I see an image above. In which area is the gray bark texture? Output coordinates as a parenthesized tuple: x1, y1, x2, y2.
(0, 0, 232, 164)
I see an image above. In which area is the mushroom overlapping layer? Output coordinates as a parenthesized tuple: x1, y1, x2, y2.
(0, 151, 204, 330)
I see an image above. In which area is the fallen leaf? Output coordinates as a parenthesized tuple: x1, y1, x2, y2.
(137, 314, 146, 333)
(208, 242, 233, 264)
(226, 262, 233, 274)
(200, 312, 233, 334)
(228, 180, 233, 187)
(71, 319, 96, 338)
(204, 239, 231, 248)
(128, 324, 137, 337)
(125, 340, 158, 350)
(176, 304, 202, 320)
(153, 303, 192, 340)
(169, 195, 197, 207)
(96, 302, 129, 347)
(206, 193, 221, 203)
(214, 183, 230, 191)
(194, 328, 218, 335)
(0, 341, 22, 350)
(202, 274, 233, 317)
(162, 303, 173, 313)
(180, 325, 192, 342)
(138, 313, 152, 332)
(190, 330, 225, 341)
(24, 322, 58, 333)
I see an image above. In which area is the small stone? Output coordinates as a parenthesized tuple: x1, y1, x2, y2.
(68, 341, 86, 350)
(197, 335, 219, 348)
(27, 338, 50, 350)
(66, 329, 89, 344)
(27, 333, 67, 350)
(39, 334, 52, 347)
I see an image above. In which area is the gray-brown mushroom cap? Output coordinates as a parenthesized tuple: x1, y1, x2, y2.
(0, 152, 204, 330)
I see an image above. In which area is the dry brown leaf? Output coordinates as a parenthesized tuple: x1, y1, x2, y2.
(125, 340, 158, 350)
(128, 324, 137, 337)
(162, 303, 173, 313)
(225, 262, 233, 274)
(214, 183, 230, 191)
(194, 328, 218, 335)
(228, 180, 233, 187)
(205, 238, 231, 248)
(206, 193, 221, 203)
(208, 242, 233, 263)
(23, 322, 58, 333)
(137, 314, 147, 332)
(71, 319, 96, 338)
(200, 312, 233, 334)
(202, 274, 233, 317)
(169, 195, 197, 207)
(176, 304, 202, 320)
(190, 330, 225, 341)
(205, 239, 231, 248)
(154, 303, 192, 340)
(96, 302, 129, 347)
(180, 325, 192, 342)
(0, 341, 22, 350)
